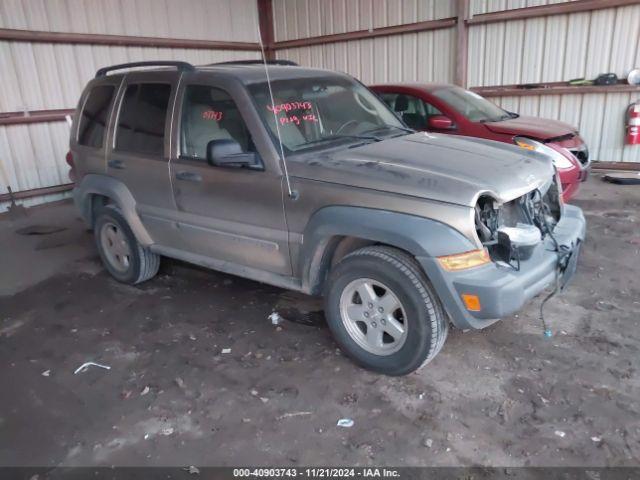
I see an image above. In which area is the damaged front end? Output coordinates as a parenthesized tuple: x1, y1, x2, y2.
(474, 175, 563, 269)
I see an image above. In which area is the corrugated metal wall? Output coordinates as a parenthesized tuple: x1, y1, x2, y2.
(468, 1, 640, 162)
(274, 0, 456, 84)
(273, 0, 455, 39)
(0, 0, 260, 211)
(469, 0, 577, 16)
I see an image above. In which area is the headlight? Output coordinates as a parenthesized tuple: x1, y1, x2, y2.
(437, 249, 491, 271)
(514, 136, 575, 170)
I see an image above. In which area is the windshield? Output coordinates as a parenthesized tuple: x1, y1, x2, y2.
(248, 76, 407, 153)
(432, 86, 512, 123)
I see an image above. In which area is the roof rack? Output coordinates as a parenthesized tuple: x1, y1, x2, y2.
(95, 61, 195, 78)
(211, 59, 299, 66)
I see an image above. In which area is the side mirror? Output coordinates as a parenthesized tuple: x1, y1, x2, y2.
(427, 115, 455, 130)
(206, 139, 257, 168)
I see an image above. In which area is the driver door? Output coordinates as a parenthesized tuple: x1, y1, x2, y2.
(168, 81, 291, 275)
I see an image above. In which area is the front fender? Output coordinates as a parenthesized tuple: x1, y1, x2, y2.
(73, 174, 153, 246)
(300, 206, 475, 293)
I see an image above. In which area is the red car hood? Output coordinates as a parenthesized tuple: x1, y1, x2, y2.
(484, 115, 577, 141)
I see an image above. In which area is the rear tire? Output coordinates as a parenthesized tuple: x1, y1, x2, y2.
(324, 246, 448, 375)
(94, 204, 160, 284)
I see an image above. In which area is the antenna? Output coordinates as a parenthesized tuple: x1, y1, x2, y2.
(256, 15, 295, 198)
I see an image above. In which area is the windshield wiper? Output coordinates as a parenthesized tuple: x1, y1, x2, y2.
(480, 112, 519, 123)
(363, 124, 414, 135)
(301, 133, 381, 147)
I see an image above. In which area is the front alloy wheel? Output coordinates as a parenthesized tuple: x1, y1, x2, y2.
(339, 278, 408, 355)
(325, 246, 448, 376)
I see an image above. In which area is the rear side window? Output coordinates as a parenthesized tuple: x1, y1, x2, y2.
(77, 85, 115, 148)
(115, 83, 171, 156)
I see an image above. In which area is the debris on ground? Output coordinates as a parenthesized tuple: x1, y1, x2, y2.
(554, 430, 566, 438)
(603, 172, 640, 185)
(277, 411, 312, 420)
(221, 348, 231, 354)
(140, 386, 150, 396)
(73, 362, 111, 374)
(268, 311, 284, 325)
(174, 377, 186, 390)
(161, 427, 174, 436)
(591, 436, 602, 442)
(41, 370, 50, 377)
(184, 466, 200, 475)
(422, 438, 433, 448)
(337, 418, 354, 428)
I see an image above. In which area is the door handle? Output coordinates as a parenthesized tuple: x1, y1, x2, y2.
(108, 159, 125, 169)
(175, 171, 202, 182)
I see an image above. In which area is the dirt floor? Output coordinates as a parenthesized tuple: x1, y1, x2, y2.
(1, 174, 639, 468)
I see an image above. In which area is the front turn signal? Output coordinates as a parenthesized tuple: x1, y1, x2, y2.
(461, 294, 482, 312)
(437, 249, 491, 272)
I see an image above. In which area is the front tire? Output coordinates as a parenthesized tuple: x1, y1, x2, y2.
(324, 246, 448, 376)
(94, 205, 160, 284)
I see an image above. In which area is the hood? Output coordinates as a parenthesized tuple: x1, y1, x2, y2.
(289, 132, 556, 207)
(483, 115, 577, 140)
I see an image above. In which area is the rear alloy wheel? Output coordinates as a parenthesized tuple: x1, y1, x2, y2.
(100, 222, 132, 273)
(94, 205, 160, 284)
(325, 246, 448, 375)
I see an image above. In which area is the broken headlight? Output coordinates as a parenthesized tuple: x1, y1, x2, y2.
(474, 186, 559, 268)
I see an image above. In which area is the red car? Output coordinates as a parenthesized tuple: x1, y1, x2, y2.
(370, 83, 590, 202)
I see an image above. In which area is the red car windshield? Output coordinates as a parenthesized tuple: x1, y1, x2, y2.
(432, 86, 512, 123)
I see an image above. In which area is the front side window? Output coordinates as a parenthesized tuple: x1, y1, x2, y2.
(115, 83, 171, 156)
(248, 76, 406, 153)
(180, 85, 254, 160)
(432, 86, 508, 123)
(379, 92, 443, 130)
(77, 85, 115, 148)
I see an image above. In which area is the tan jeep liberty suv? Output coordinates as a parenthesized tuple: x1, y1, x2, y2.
(70, 60, 585, 375)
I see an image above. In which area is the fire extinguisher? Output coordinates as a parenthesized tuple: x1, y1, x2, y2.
(625, 102, 640, 144)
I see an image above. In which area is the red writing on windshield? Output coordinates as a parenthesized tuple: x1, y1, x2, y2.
(279, 113, 319, 126)
(267, 101, 312, 114)
(202, 110, 223, 121)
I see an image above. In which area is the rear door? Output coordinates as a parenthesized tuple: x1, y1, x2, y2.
(168, 77, 291, 275)
(106, 71, 182, 248)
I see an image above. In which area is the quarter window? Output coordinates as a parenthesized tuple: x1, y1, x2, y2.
(180, 85, 254, 160)
(77, 85, 115, 148)
(115, 83, 171, 156)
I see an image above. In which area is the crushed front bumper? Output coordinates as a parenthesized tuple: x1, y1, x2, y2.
(418, 205, 586, 330)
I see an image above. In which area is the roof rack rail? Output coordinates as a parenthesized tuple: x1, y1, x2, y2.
(95, 61, 195, 78)
(211, 59, 299, 66)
